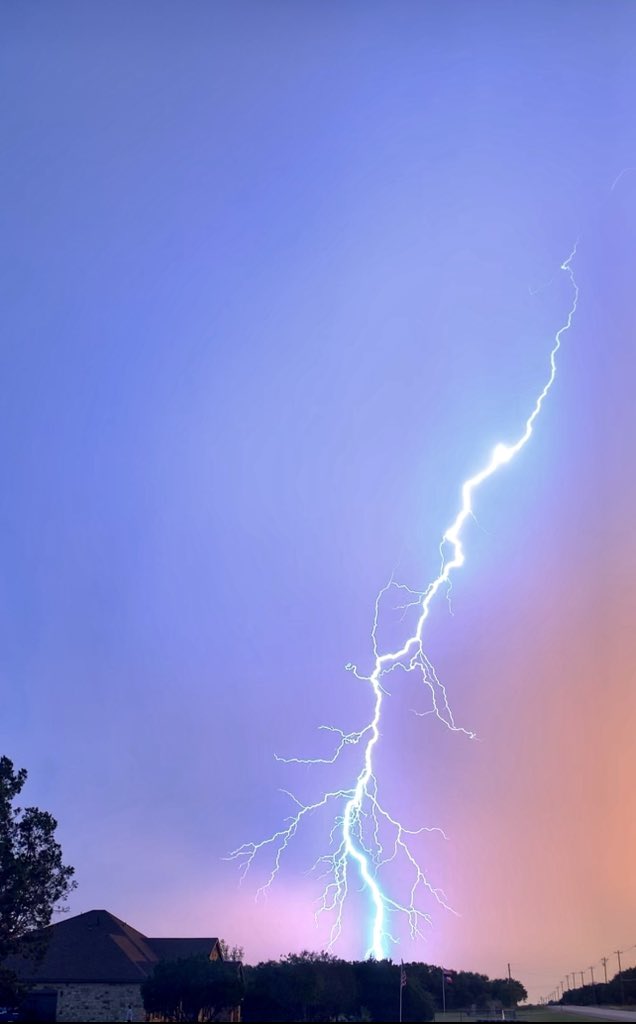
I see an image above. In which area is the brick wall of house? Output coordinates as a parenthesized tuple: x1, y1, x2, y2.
(54, 982, 145, 1022)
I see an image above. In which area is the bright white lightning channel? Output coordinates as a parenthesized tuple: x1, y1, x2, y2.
(229, 245, 579, 959)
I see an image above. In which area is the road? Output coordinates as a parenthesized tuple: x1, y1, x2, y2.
(549, 1007, 636, 1022)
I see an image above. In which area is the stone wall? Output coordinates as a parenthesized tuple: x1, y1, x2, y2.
(55, 982, 145, 1022)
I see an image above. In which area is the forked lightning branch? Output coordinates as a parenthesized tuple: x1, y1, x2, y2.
(229, 245, 580, 959)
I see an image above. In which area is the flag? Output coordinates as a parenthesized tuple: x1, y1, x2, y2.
(442, 969, 453, 984)
(400, 963, 407, 989)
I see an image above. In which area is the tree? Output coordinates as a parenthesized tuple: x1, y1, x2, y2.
(490, 977, 527, 1008)
(141, 956, 244, 1022)
(352, 960, 435, 1022)
(0, 755, 76, 999)
(243, 960, 294, 1022)
(219, 938, 244, 962)
(243, 953, 359, 1022)
(282, 951, 359, 1021)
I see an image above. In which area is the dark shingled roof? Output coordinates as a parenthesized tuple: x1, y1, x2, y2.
(4, 909, 221, 984)
(149, 938, 221, 961)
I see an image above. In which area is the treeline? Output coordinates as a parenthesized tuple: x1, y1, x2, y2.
(243, 952, 527, 1022)
(560, 967, 636, 1008)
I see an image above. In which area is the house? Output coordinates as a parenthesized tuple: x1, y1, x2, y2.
(3, 909, 242, 1023)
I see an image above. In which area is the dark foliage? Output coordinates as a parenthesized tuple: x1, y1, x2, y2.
(242, 952, 526, 1021)
(489, 977, 527, 1009)
(561, 966, 636, 1007)
(141, 956, 244, 1022)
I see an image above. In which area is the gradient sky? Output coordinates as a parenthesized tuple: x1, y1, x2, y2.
(2, 0, 636, 1005)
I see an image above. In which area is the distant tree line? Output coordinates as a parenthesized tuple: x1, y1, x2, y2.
(139, 950, 527, 1022)
(242, 952, 527, 1022)
(560, 967, 636, 1008)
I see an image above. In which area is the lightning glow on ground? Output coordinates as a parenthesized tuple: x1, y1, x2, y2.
(229, 245, 580, 959)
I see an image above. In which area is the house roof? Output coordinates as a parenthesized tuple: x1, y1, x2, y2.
(149, 938, 221, 961)
(4, 909, 222, 984)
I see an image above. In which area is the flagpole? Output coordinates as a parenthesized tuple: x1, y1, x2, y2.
(399, 960, 403, 1023)
(442, 968, 446, 1016)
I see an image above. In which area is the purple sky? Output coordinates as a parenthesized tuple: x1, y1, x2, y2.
(2, 1, 636, 1003)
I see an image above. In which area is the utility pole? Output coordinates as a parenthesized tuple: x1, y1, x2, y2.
(590, 965, 598, 1005)
(616, 950, 625, 1005)
(580, 971, 585, 988)
(601, 957, 609, 985)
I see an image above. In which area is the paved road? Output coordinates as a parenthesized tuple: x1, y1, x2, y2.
(550, 1006, 636, 1021)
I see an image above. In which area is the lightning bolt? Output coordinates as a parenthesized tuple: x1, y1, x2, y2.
(229, 243, 579, 958)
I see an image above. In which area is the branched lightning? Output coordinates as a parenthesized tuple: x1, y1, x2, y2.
(229, 244, 580, 959)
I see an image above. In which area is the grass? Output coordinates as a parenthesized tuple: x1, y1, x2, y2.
(434, 1010, 618, 1022)
(519, 1012, 609, 1021)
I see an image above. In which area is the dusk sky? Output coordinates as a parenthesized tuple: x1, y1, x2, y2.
(2, 0, 636, 1005)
